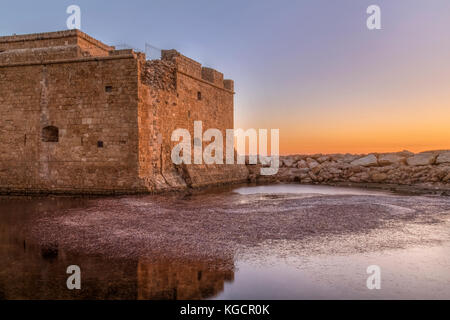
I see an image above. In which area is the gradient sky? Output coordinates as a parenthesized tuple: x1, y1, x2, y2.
(1, 0, 449, 154)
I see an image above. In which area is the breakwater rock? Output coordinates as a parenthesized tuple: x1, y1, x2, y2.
(248, 150, 450, 193)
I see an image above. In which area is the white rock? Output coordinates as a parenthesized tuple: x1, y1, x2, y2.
(306, 158, 319, 169)
(350, 154, 378, 167)
(282, 157, 296, 167)
(334, 154, 360, 163)
(406, 153, 436, 166)
(316, 156, 330, 163)
(378, 154, 404, 166)
(436, 151, 450, 164)
(296, 160, 308, 168)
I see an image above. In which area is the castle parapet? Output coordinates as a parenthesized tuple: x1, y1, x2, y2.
(162, 49, 202, 78)
(201, 67, 224, 88)
(223, 79, 234, 91)
(0, 30, 113, 59)
(161, 49, 233, 91)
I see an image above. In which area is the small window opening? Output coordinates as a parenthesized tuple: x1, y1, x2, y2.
(105, 86, 113, 93)
(197, 91, 202, 100)
(42, 126, 59, 142)
(97, 141, 104, 148)
(188, 110, 191, 118)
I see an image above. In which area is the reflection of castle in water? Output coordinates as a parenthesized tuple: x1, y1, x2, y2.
(0, 197, 234, 299)
(137, 259, 234, 300)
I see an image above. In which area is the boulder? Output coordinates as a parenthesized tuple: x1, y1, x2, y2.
(301, 177, 312, 183)
(349, 172, 370, 183)
(333, 154, 360, 163)
(406, 153, 436, 166)
(282, 157, 296, 167)
(319, 171, 333, 180)
(308, 171, 318, 181)
(378, 154, 404, 166)
(287, 168, 308, 176)
(316, 156, 330, 163)
(328, 167, 342, 175)
(350, 154, 378, 167)
(349, 166, 364, 174)
(311, 165, 322, 175)
(296, 160, 308, 168)
(306, 158, 319, 169)
(436, 151, 450, 164)
(443, 173, 450, 182)
(371, 173, 388, 183)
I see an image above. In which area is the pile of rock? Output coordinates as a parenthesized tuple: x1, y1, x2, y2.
(248, 150, 450, 191)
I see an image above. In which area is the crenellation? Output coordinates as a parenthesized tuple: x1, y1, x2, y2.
(162, 49, 203, 78)
(0, 30, 113, 56)
(223, 79, 234, 91)
(201, 67, 224, 87)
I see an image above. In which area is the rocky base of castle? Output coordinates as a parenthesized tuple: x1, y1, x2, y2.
(147, 164, 250, 192)
(248, 150, 450, 194)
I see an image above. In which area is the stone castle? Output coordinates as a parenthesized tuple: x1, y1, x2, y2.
(0, 30, 248, 194)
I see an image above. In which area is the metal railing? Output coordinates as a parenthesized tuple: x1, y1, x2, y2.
(113, 42, 162, 60)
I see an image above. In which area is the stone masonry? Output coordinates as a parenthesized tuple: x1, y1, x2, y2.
(0, 30, 248, 194)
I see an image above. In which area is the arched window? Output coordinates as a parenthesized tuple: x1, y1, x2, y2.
(42, 126, 59, 142)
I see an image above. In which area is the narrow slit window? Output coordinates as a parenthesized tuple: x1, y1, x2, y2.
(197, 91, 202, 100)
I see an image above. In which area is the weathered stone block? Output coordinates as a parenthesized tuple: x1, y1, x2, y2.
(436, 151, 450, 164)
(378, 154, 405, 166)
(351, 154, 378, 167)
(406, 153, 436, 166)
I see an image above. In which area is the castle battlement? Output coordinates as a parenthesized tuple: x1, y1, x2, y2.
(0, 30, 114, 57)
(161, 49, 233, 91)
(0, 30, 234, 92)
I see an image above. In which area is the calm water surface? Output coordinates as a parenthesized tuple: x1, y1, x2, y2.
(0, 185, 449, 300)
(234, 184, 394, 196)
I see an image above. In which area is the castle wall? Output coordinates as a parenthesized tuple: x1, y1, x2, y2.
(0, 30, 244, 194)
(138, 50, 247, 190)
(0, 54, 141, 194)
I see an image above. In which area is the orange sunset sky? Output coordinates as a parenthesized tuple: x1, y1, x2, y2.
(231, 1, 450, 155)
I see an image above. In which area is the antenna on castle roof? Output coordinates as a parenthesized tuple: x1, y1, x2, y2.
(114, 43, 143, 53)
(145, 42, 162, 60)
